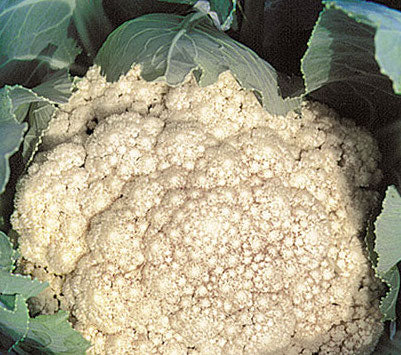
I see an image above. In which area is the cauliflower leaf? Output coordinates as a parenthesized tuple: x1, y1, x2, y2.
(0, 0, 79, 87)
(160, 0, 237, 30)
(366, 186, 401, 321)
(0, 72, 72, 195)
(323, 0, 401, 95)
(301, 1, 401, 127)
(375, 186, 401, 275)
(95, 12, 302, 115)
(0, 88, 28, 194)
(0, 232, 90, 354)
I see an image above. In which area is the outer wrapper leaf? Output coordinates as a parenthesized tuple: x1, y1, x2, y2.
(161, 0, 237, 30)
(0, 271, 47, 301)
(366, 186, 401, 321)
(301, 0, 401, 193)
(0, 0, 79, 86)
(0, 294, 30, 352)
(0, 231, 17, 271)
(301, 4, 401, 126)
(96, 12, 301, 115)
(375, 186, 401, 276)
(323, 0, 401, 94)
(14, 311, 91, 355)
(0, 231, 90, 353)
(0, 88, 28, 194)
(0, 72, 72, 194)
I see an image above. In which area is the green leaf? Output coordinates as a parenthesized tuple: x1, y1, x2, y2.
(0, 88, 28, 194)
(301, 4, 401, 124)
(0, 294, 30, 352)
(301, 1, 401, 188)
(375, 186, 401, 275)
(160, 0, 237, 30)
(0, 0, 79, 86)
(193, 0, 237, 31)
(379, 267, 400, 321)
(322, 0, 401, 95)
(96, 12, 301, 115)
(369, 185, 401, 321)
(23, 102, 56, 166)
(0, 271, 48, 300)
(15, 311, 91, 355)
(0, 72, 72, 194)
(0, 231, 17, 271)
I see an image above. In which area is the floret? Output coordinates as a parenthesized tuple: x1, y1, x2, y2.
(12, 66, 384, 354)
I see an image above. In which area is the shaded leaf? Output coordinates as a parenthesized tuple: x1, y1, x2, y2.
(0, 294, 30, 352)
(375, 186, 401, 275)
(0, 88, 28, 194)
(366, 185, 401, 321)
(323, 0, 401, 94)
(0, 0, 80, 86)
(0, 231, 17, 271)
(15, 311, 91, 355)
(0, 271, 48, 300)
(96, 12, 301, 115)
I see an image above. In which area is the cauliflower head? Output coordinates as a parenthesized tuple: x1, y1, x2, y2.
(12, 66, 384, 354)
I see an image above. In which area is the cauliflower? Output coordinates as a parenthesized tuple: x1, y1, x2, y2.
(11, 66, 384, 354)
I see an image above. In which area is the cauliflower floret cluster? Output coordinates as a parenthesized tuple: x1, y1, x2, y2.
(12, 66, 384, 354)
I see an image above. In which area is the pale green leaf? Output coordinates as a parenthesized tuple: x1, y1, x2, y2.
(370, 185, 401, 321)
(0, 231, 17, 271)
(0, 0, 79, 86)
(375, 186, 401, 274)
(0, 88, 28, 194)
(0, 294, 30, 352)
(15, 311, 91, 354)
(96, 13, 301, 115)
(0, 270, 48, 300)
(323, 0, 401, 94)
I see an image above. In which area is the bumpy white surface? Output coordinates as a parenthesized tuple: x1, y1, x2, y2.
(12, 66, 384, 354)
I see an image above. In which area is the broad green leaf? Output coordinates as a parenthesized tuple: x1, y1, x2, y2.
(193, 0, 236, 31)
(23, 102, 56, 166)
(0, 231, 17, 271)
(301, 5, 400, 116)
(0, 294, 30, 352)
(0, 0, 80, 86)
(323, 0, 401, 94)
(0, 72, 72, 193)
(160, 0, 236, 30)
(0, 270, 48, 300)
(379, 267, 400, 321)
(15, 311, 91, 355)
(32, 70, 73, 104)
(368, 185, 401, 321)
(0, 294, 16, 311)
(0, 88, 28, 194)
(301, 2, 401, 186)
(366, 196, 401, 322)
(73, 0, 113, 58)
(96, 13, 301, 115)
(375, 186, 401, 275)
